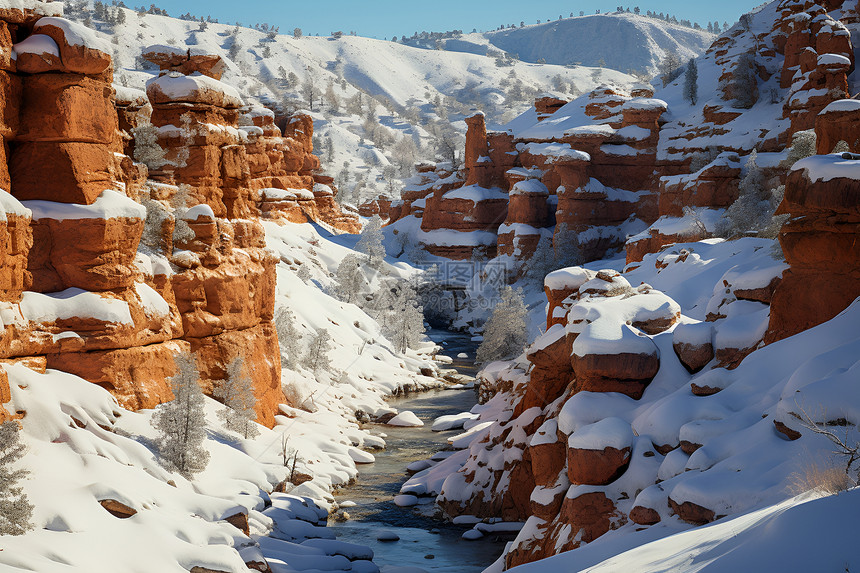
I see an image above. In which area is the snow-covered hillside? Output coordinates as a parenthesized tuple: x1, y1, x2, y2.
(62, 6, 712, 207)
(402, 12, 715, 76)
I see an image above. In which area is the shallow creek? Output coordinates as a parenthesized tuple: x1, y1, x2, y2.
(326, 330, 507, 572)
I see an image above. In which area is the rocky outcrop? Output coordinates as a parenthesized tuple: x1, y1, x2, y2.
(0, 11, 357, 429)
(767, 152, 860, 342)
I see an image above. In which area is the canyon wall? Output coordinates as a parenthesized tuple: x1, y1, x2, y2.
(397, 0, 860, 568)
(371, 0, 859, 281)
(0, 4, 358, 427)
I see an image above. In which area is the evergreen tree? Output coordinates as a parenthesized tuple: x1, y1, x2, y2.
(274, 307, 302, 370)
(334, 254, 365, 304)
(152, 353, 210, 477)
(356, 215, 386, 269)
(215, 356, 259, 439)
(303, 329, 333, 373)
(476, 286, 528, 363)
(683, 58, 698, 105)
(0, 422, 34, 536)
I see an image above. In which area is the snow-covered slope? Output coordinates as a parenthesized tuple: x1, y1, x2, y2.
(403, 13, 715, 76)
(506, 488, 860, 572)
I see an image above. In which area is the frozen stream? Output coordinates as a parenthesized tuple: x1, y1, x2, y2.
(326, 330, 507, 572)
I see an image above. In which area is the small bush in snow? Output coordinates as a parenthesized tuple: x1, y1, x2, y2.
(376, 279, 425, 353)
(553, 223, 582, 268)
(152, 353, 210, 478)
(476, 286, 528, 364)
(215, 356, 260, 439)
(832, 140, 850, 154)
(0, 421, 34, 536)
(141, 197, 171, 252)
(171, 184, 196, 245)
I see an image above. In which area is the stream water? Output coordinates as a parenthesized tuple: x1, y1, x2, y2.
(327, 330, 507, 572)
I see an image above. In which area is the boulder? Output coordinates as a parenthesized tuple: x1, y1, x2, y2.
(629, 505, 661, 525)
(668, 497, 716, 525)
(147, 72, 243, 109)
(567, 445, 631, 485)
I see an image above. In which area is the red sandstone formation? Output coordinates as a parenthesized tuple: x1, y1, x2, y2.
(0, 15, 358, 429)
(767, 152, 860, 342)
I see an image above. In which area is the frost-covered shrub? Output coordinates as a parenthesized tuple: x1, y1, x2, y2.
(152, 353, 210, 477)
(171, 185, 196, 245)
(132, 120, 167, 170)
(274, 307, 303, 371)
(781, 129, 816, 168)
(0, 421, 34, 536)
(476, 286, 528, 363)
(716, 151, 787, 239)
(731, 51, 758, 109)
(302, 329, 333, 373)
(357, 215, 387, 269)
(832, 140, 850, 154)
(333, 254, 365, 304)
(215, 356, 259, 439)
(141, 198, 171, 252)
(689, 145, 721, 173)
(372, 278, 425, 353)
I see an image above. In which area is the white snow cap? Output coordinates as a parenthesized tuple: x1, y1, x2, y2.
(792, 153, 860, 182)
(819, 98, 860, 115)
(622, 97, 669, 111)
(24, 190, 146, 221)
(567, 417, 634, 451)
(12, 33, 59, 57)
(35, 17, 112, 53)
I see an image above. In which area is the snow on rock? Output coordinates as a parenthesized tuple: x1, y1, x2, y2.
(12, 32, 58, 56)
(820, 98, 860, 114)
(23, 190, 146, 221)
(567, 417, 634, 451)
(146, 71, 243, 108)
(34, 17, 112, 52)
(791, 153, 860, 183)
(432, 411, 480, 431)
(520, 142, 591, 163)
(19, 288, 133, 325)
(387, 411, 424, 427)
(393, 494, 419, 507)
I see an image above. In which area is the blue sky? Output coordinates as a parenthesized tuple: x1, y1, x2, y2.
(149, 1, 761, 39)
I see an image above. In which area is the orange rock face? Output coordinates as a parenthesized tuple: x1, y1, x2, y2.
(768, 161, 860, 342)
(10, 142, 119, 204)
(567, 446, 631, 485)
